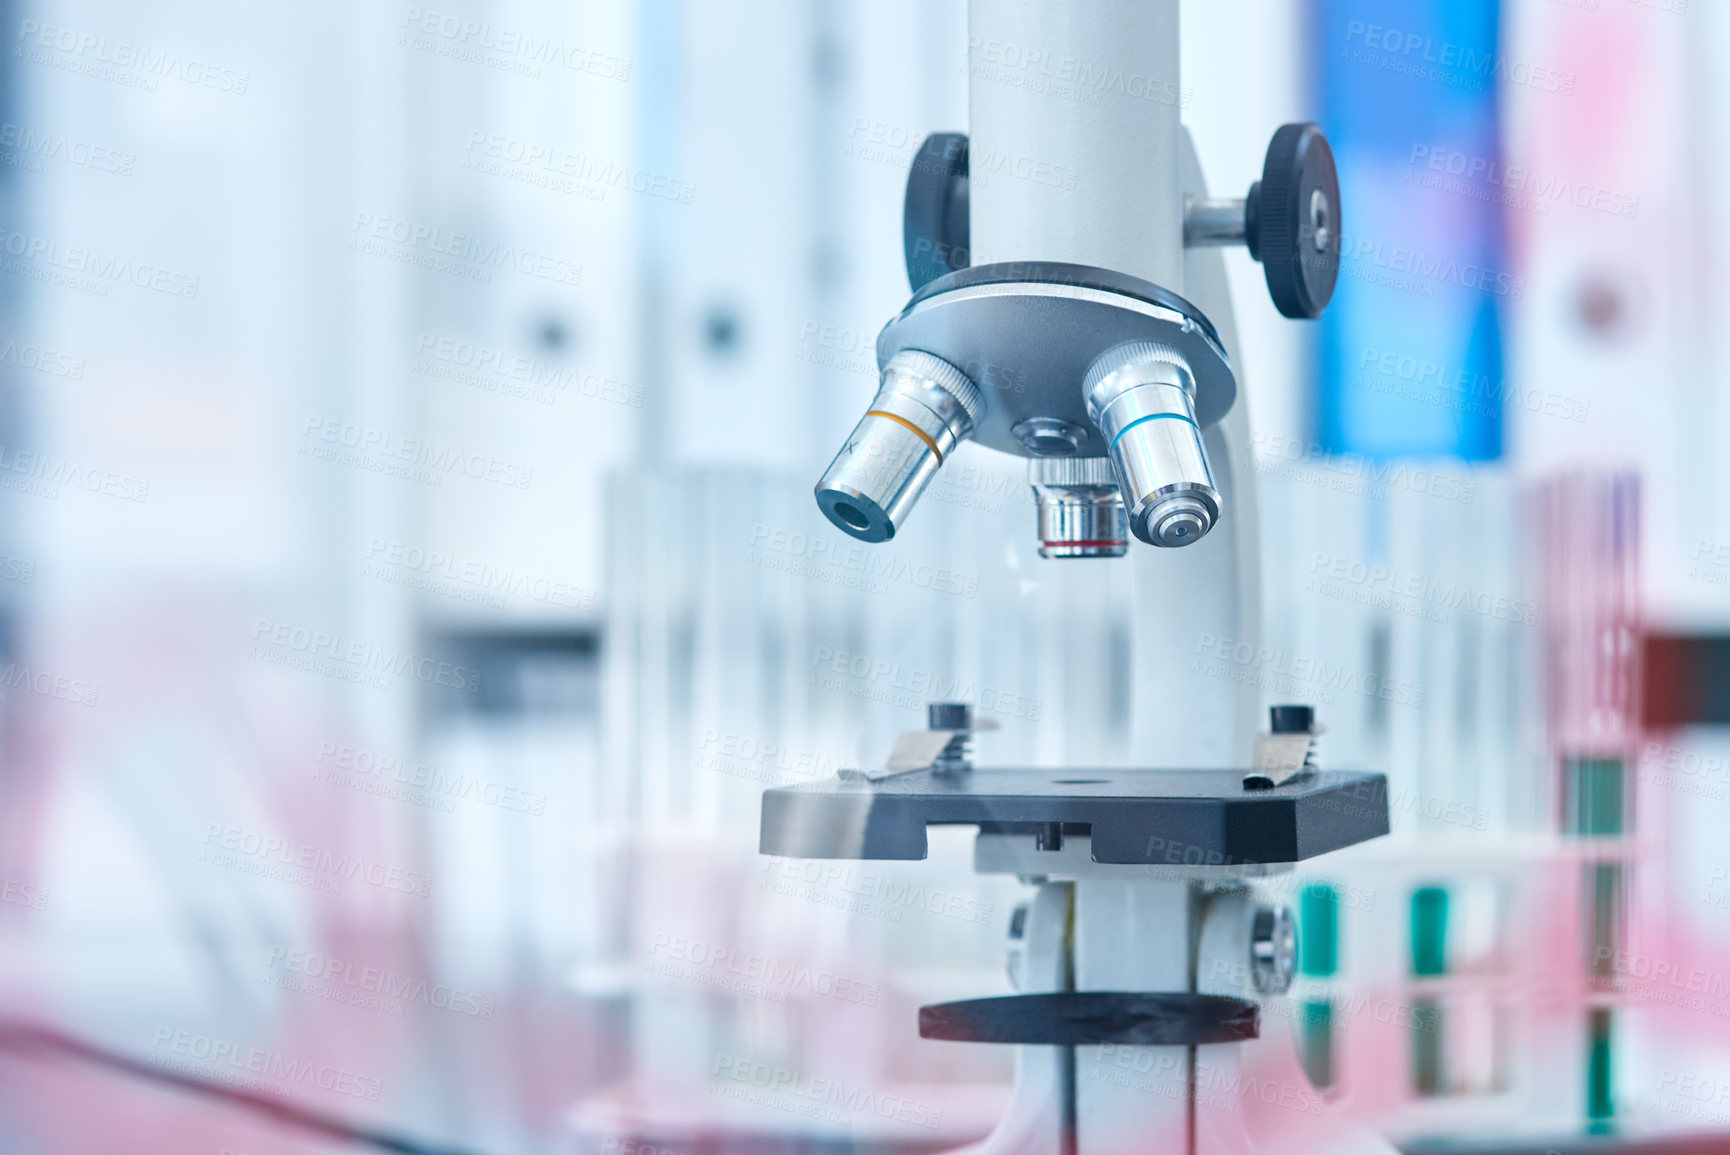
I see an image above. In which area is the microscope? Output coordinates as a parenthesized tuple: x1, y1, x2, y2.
(763, 3, 1392, 1152)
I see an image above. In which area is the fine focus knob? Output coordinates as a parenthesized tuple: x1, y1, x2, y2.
(1246, 123, 1340, 319)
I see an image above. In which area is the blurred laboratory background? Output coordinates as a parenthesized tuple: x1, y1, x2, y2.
(0, 0, 1726, 1153)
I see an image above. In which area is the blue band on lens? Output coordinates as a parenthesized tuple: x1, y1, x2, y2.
(1109, 411, 1198, 454)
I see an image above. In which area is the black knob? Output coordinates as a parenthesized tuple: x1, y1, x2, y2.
(1269, 704, 1315, 734)
(903, 133, 971, 292)
(1245, 123, 1340, 319)
(928, 701, 973, 731)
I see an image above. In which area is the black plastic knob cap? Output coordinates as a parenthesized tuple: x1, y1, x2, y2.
(928, 701, 973, 731)
(903, 133, 971, 292)
(1246, 123, 1340, 319)
(1269, 704, 1315, 734)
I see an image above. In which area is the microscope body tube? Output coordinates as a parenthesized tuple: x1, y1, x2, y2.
(971, 0, 1221, 553)
(965, 5, 1212, 1153)
(967, 0, 1184, 290)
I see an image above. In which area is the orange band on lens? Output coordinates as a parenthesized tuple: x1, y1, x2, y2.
(865, 410, 943, 464)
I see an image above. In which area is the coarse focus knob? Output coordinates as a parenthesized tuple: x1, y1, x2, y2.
(903, 133, 971, 292)
(1246, 123, 1341, 319)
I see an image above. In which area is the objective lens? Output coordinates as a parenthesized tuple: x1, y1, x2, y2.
(1084, 341, 1220, 548)
(815, 350, 982, 542)
(832, 502, 870, 532)
(1028, 457, 1128, 559)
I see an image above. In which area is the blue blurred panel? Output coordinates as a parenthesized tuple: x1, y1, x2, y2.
(1315, 0, 1507, 461)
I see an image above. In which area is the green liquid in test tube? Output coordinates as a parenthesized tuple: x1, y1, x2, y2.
(1565, 756, 1624, 1127)
(1587, 1007, 1614, 1128)
(1411, 886, 1447, 1095)
(1298, 883, 1339, 1089)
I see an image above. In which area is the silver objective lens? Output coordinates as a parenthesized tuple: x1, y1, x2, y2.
(815, 350, 983, 542)
(1028, 457, 1127, 559)
(1084, 341, 1221, 548)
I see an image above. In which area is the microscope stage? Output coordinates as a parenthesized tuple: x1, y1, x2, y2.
(760, 767, 1389, 865)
